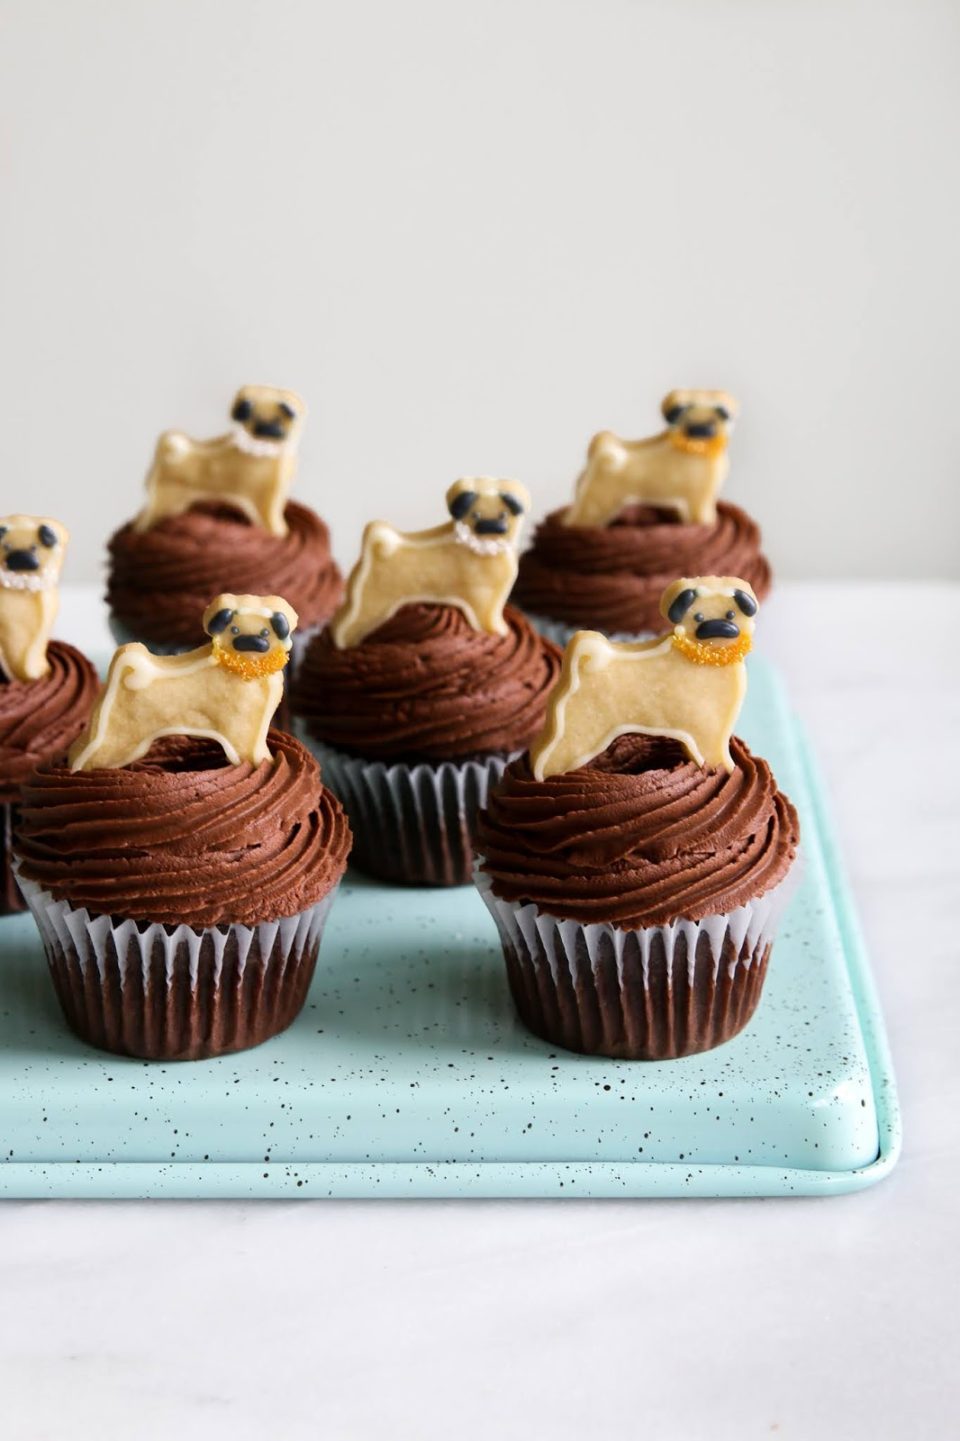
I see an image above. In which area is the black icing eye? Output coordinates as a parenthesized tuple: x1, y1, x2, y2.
(499, 490, 525, 516)
(448, 490, 478, 520)
(733, 588, 758, 617)
(205, 608, 235, 635)
(726, 609, 736, 620)
(715, 405, 731, 421)
(231, 397, 253, 423)
(231, 625, 240, 635)
(278, 401, 296, 420)
(260, 627, 269, 638)
(694, 612, 704, 623)
(38, 524, 58, 548)
(270, 610, 291, 640)
(666, 587, 699, 624)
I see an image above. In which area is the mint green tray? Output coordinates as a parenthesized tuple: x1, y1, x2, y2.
(0, 659, 899, 1198)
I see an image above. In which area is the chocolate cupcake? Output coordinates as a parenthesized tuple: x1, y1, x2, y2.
(106, 385, 342, 658)
(293, 479, 561, 885)
(0, 515, 99, 915)
(475, 575, 800, 1060)
(514, 390, 771, 644)
(14, 593, 351, 1060)
(515, 500, 771, 645)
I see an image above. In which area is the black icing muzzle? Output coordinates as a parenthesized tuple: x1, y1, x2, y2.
(232, 634, 271, 653)
(3, 549, 40, 572)
(696, 618, 740, 641)
(252, 419, 286, 440)
(474, 517, 509, 535)
(685, 421, 717, 439)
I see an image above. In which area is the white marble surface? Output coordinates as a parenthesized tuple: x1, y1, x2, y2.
(1, 582, 957, 1440)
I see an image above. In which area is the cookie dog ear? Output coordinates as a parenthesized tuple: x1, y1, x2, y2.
(38, 524, 59, 549)
(664, 585, 700, 624)
(231, 396, 253, 423)
(499, 490, 525, 516)
(448, 489, 478, 520)
(733, 587, 758, 617)
(278, 401, 296, 421)
(662, 391, 689, 425)
(205, 607, 235, 635)
(270, 610, 291, 640)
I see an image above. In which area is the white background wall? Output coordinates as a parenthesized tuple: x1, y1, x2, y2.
(1, 0, 956, 585)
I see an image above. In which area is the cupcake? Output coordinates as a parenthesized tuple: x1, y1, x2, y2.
(476, 575, 800, 1060)
(293, 478, 562, 886)
(13, 592, 351, 1060)
(0, 515, 99, 915)
(106, 385, 343, 660)
(514, 390, 771, 645)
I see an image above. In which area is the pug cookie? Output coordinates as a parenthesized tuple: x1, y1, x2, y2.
(70, 593, 298, 772)
(565, 389, 739, 529)
(331, 477, 531, 649)
(135, 385, 305, 538)
(0, 515, 69, 682)
(531, 575, 759, 778)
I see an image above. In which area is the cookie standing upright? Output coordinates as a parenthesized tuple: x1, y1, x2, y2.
(106, 385, 343, 660)
(292, 479, 562, 885)
(0, 516, 99, 915)
(14, 594, 351, 1060)
(476, 575, 800, 1061)
(513, 389, 772, 645)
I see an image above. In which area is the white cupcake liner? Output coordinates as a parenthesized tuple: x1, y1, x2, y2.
(1, 802, 26, 915)
(520, 610, 655, 648)
(475, 859, 800, 1059)
(15, 867, 339, 1061)
(298, 729, 514, 886)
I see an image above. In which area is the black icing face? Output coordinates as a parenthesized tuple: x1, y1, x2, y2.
(230, 389, 301, 444)
(448, 486, 527, 539)
(665, 583, 757, 642)
(0, 520, 62, 574)
(662, 394, 736, 440)
(206, 604, 293, 655)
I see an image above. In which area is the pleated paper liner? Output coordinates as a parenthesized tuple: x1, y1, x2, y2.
(300, 732, 513, 887)
(475, 862, 800, 1060)
(15, 868, 339, 1061)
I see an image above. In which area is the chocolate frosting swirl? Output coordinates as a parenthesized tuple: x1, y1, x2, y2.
(0, 642, 100, 802)
(294, 604, 562, 763)
(107, 500, 343, 646)
(478, 734, 799, 929)
(514, 501, 772, 635)
(14, 730, 351, 927)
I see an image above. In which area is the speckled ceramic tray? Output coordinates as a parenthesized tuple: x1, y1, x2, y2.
(0, 658, 899, 1199)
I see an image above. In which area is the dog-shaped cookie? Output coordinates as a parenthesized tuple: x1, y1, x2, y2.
(530, 575, 758, 778)
(69, 593, 298, 772)
(564, 389, 739, 529)
(134, 385, 305, 538)
(331, 477, 531, 649)
(0, 515, 69, 682)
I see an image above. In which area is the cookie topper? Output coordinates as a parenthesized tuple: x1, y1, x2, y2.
(134, 384, 305, 538)
(564, 389, 739, 529)
(0, 515, 69, 682)
(529, 575, 758, 779)
(68, 592, 298, 772)
(331, 477, 531, 649)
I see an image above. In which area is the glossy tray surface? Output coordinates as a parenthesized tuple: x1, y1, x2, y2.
(0, 658, 900, 1198)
